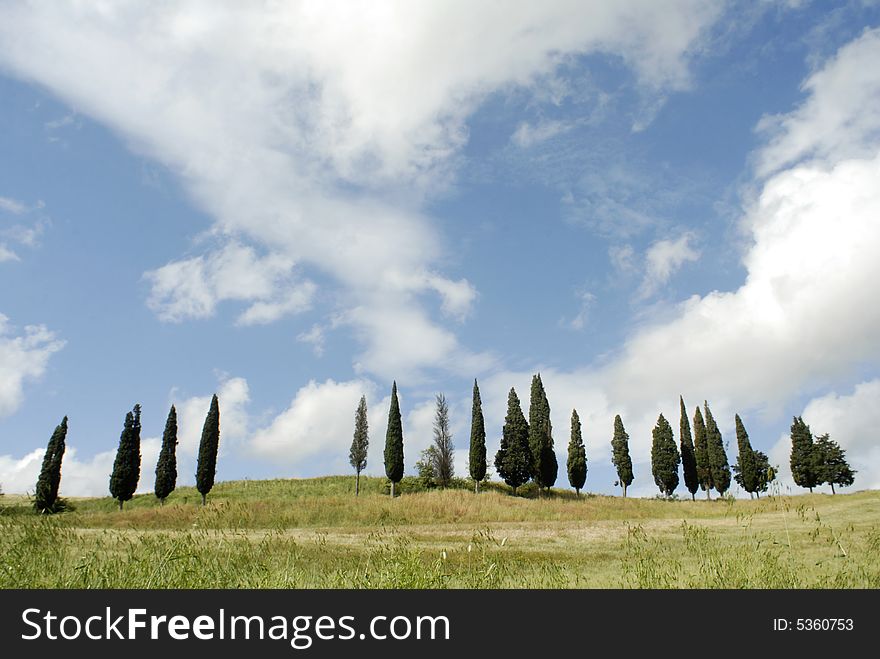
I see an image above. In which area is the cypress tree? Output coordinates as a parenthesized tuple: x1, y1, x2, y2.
(110, 404, 142, 511)
(469, 379, 487, 493)
(349, 396, 369, 496)
(790, 416, 820, 492)
(567, 409, 587, 496)
(34, 416, 68, 514)
(650, 413, 680, 497)
(384, 381, 404, 497)
(528, 374, 557, 494)
(494, 387, 531, 494)
(195, 394, 220, 506)
(693, 406, 712, 499)
(732, 414, 759, 498)
(753, 450, 775, 497)
(704, 402, 731, 496)
(154, 405, 178, 504)
(431, 393, 455, 488)
(611, 414, 634, 497)
(814, 433, 855, 494)
(679, 397, 698, 500)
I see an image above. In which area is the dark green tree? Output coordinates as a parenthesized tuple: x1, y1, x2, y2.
(790, 416, 820, 492)
(110, 404, 142, 511)
(732, 414, 759, 498)
(693, 406, 713, 499)
(814, 433, 855, 494)
(752, 450, 776, 497)
(195, 394, 220, 506)
(349, 395, 369, 496)
(495, 387, 531, 494)
(528, 374, 557, 494)
(34, 416, 68, 514)
(567, 409, 587, 496)
(468, 379, 487, 493)
(384, 381, 405, 497)
(611, 414, 634, 497)
(704, 402, 731, 496)
(651, 413, 680, 497)
(431, 393, 455, 488)
(679, 396, 698, 500)
(154, 405, 178, 504)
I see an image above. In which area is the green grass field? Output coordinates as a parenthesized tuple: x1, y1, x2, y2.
(2, 476, 878, 588)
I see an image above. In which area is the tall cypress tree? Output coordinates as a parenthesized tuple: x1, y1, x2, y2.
(693, 406, 712, 498)
(495, 387, 531, 494)
(154, 405, 178, 504)
(651, 413, 680, 497)
(704, 402, 731, 496)
(34, 416, 68, 514)
(567, 409, 587, 496)
(468, 379, 487, 493)
(431, 393, 455, 488)
(349, 395, 369, 497)
(814, 433, 855, 494)
(679, 397, 698, 500)
(195, 394, 220, 506)
(384, 381, 404, 497)
(790, 416, 820, 492)
(732, 414, 759, 498)
(110, 404, 142, 511)
(528, 374, 557, 494)
(611, 414, 634, 497)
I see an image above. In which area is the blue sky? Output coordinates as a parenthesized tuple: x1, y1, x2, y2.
(2, 1, 880, 498)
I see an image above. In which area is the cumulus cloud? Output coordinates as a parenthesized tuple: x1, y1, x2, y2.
(0, 440, 161, 497)
(756, 27, 880, 177)
(0, 244, 19, 263)
(0, 314, 65, 418)
(638, 232, 700, 298)
(0, 195, 26, 215)
(250, 378, 388, 475)
(145, 242, 315, 325)
(0, 0, 724, 380)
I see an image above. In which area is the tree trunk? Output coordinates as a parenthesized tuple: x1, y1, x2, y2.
(809, 486, 813, 493)
(474, 480, 479, 494)
(831, 483, 835, 495)
(356, 472, 360, 497)
(691, 492, 695, 501)
(390, 481, 395, 498)
(756, 492, 760, 499)
(706, 488, 711, 500)
(159, 497, 165, 506)
(201, 493, 206, 506)
(576, 488, 580, 497)
(622, 483, 627, 498)
(118, 499, 123, 511)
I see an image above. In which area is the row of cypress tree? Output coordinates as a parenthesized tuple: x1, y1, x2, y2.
(356, 382, 855, 499)
(31, 394, 222, 513)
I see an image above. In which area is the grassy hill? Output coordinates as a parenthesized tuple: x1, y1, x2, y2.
(2, 476, 879, 588)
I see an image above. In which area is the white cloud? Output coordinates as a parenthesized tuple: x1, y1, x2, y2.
(770, 380, 880, 492)
(297, 324, 326, 357)
(0, 439, 161, 497)
(0, 244, 19, 263)
(0, 195, 26, 215)
(173, 376, 250, 457)
(560, 290, 597, 330)
(757, 27, 880, 177)
(250, 378, 383, 474)
(0, 314, 66, 418)
(638, 232, 700, 298)
(145, 242, 315, 325)
(511, 119, 573, 148)
(0, 0, 724, 380)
